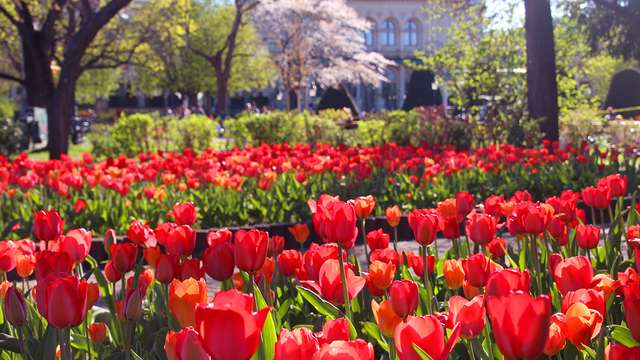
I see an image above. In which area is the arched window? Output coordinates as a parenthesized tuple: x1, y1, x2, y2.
(379, 19, 396, 47)
(403, 20, 418, 47)
(364, 18, 375, 47)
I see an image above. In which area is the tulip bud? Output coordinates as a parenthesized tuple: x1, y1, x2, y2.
(4, 286, 26, 327)
(104, 228, 117, 256)
(386, 206, 402, 228)
(123, 288, 144, 321)
(389, 280, 419, 320)
(88, 323, 108, 344)
(104, 261, 122, 283)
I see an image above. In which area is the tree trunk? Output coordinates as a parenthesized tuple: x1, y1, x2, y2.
(22, 33, 55, 107)
(524, 0, 559, 141)
(215, 71, 230, 116)
(47, 79, 76, 159)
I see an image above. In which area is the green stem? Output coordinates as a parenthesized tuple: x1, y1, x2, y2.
(16, 327, 31, 360)
(389, 337, 397, 360)
(483, 324, 494, 359)
(392, 227, 398, 252)
(361, 219, 369, 265)
(59, 328, 72, 360)
(249, 272, 266, 360)
(422, 245, 433, 314)
(467, 340, 476, 360)
(337, 243, 353, 322)
(84, 314, 92, 360)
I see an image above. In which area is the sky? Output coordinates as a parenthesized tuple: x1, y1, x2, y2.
(486, 0, 565, 29)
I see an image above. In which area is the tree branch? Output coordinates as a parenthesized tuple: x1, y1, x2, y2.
(0, 71, 24, 84)
(0, 3, 19, 27)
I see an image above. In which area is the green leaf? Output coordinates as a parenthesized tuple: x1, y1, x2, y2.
(609, 325, 640, 347)
(0, 333, 19, 353)
(131, 350, 144, 360)
(361, 321, 389, 352)
(412, 343, 433, 360)
(254, 284, 277, 360)
(41, 326, 58, 360)
(296, 286, 341, 319)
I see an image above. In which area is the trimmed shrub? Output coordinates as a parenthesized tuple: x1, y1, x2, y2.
(604, 69, 640, 118)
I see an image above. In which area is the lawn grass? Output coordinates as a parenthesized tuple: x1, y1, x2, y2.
(28, 141, 93, 161)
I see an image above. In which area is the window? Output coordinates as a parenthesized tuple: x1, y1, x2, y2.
(403, 20, 418, 47)
(364, 30, 373, 47)
(383, 69, 398, 109)
(379, 19, 396, 46)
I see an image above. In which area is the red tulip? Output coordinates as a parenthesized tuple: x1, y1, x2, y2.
(33, 209, 63, 242)
(206, 228, 232, 246)
(456, 191, 475, 217)
(0, 241, 18, 273)
(408, 209, 439, 246)
(179, 258, 203, 280)
(554, 256, 594, 296)
(234, 229, 269, 273)
(86, 282, 100, 311)
(4, 286, 26, 327)
(155, 254, 180, 284)
(485, 269, 530, 297)
(484, 195, 505, 218)
(127, 220, 157, 248)
(438, 216, 460, 239)
(172, 202, 197, 226)
(88, 323, 108, 344)
(316, 318, 350, 344)
(203, 242, 234, 281)
(268, 235, 285, 257)
(576, 224, 600, 250)
(582, 185, 611, 209)
(562, 288, 605, 318)
(315, 196, 358, 248)
(394, 315, 460, 360)
(110, 243, 137, 274)
(548, 215, 568, 246)
(303, 243, 342, 282)
(195, 290, 270, 360)
(36, 274, 88, 328)
(172, 327, 210, 360)
(623, 279, 640, 342)
(278, 250, 302, 277)
(447, 295, 485, 339)
(275, 327, 319, 360)
(522, 202, 553, 234)
(544, 313, 567, 356)
(165, 225, 196, 257)
(119, 287, 145, 321)
(104, 261, 122, 283)
(59, 228, 92, 262)
(487, 292, 551, 360)
(466, 211, 496, 246)
(487, 237, 507, 258)
(315, 259, 365, 306)
(369, 248, 400, 268)
(598, 174, 627, 198)
(462, 253, 502, 288)
(366, 229, 390, 250)
(607, 343, 640, 359)
(389, 280, 419, 320)
(314, 340, 374, 360)
(349, 195, 376, 219)
(407, 252, 434, 277)
(35, 250, 73, 282)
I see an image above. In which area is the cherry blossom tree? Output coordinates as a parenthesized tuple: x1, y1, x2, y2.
(254, 0, 392, 110)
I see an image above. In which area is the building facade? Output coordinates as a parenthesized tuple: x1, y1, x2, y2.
(347, 0, 449, 112)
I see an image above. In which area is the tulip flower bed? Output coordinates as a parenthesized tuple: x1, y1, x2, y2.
(0, 141, 634, 236)
(1, 173, 640, 359)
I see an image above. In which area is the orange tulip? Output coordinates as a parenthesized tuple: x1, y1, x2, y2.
(591, 274, 618, 302)
(288, 224, 310, 245)
(565, 302, 603, 349)
(368, 260, 396, 292)
(349, 195, 376, 219)
(16, 254, 35, 279)
(169, 278, 208, 328)
(443, 259, 465, 289)
(386, 206, 402, 228)
(371, 299, 402, 337)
